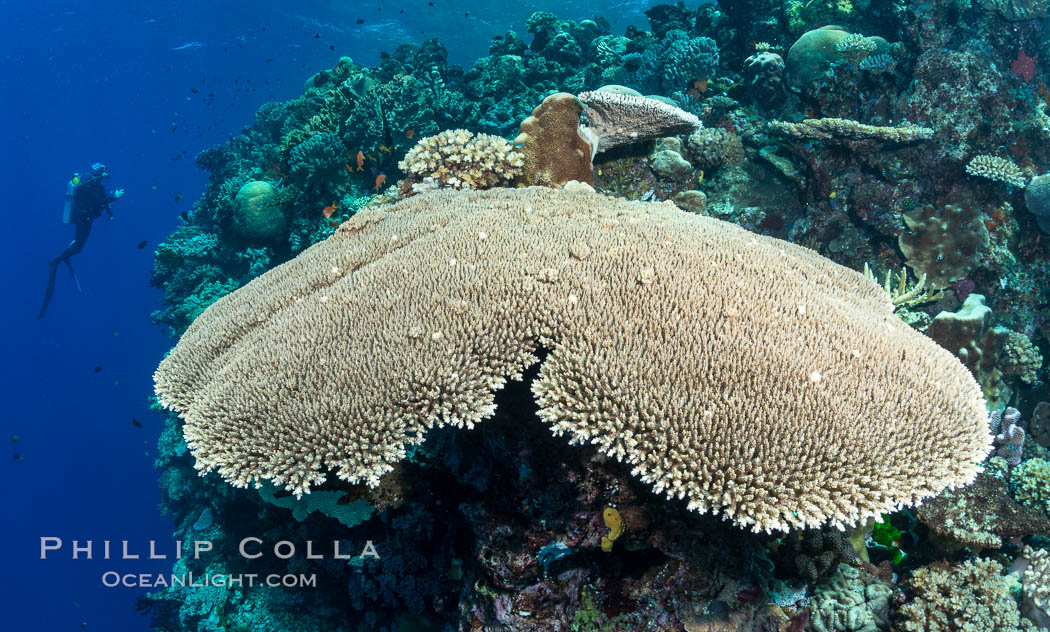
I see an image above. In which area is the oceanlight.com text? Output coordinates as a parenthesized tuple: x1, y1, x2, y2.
(101, 572, 317, 589)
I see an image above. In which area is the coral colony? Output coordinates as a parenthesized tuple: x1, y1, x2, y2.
(142, 2, 1050, 630)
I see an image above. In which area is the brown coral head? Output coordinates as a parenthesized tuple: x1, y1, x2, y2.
(155, 187, 991, 534)
(514, 93, 594, 188)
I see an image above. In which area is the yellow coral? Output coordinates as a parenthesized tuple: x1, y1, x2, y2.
(600, 507, 624, 552)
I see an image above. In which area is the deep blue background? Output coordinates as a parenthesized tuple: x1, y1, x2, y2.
(0, 0, 669, 628)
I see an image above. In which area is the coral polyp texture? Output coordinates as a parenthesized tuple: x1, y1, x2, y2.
(154, 187, 990, 533)
(397, 129, 524, 192)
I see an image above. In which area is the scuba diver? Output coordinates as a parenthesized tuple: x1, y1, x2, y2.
(38, 163, 124, 318)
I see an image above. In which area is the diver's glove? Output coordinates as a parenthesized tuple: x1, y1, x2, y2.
(113, 188, 125, 199)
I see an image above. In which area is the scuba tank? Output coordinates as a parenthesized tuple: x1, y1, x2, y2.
(62, 174, 79, 224)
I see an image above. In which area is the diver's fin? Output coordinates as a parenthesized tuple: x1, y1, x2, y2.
(38, 260, 59, 318)
(64, 260, 81, 292)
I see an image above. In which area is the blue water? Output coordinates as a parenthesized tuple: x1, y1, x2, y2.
(0, 0, 670, 628)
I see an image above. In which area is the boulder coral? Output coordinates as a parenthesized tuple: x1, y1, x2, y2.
(155, 186, 990, 534)
(231, 180, 286, 245)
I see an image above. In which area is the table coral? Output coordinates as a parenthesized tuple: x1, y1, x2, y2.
(155, 187, 990, 534)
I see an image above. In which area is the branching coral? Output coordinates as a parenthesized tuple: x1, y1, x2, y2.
(915, 470, 1050, 550)
(288, 132, 347, 194)
(835, 33, 877, 67)
(154, 187, 990, 534)
(646, 30, 719, 90)
(398, 129, 523, 192)
(1012, 458, 1050, 515)
(966, 155, 1028, 188)
(991, 407, 1026, 465)
(1018, 545, 1050, 628)
(863, 264, 943, 310)
(1000, 330, 1043, 385)
(897, 558, 1035, 631)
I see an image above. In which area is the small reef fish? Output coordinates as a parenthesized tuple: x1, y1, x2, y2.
(405, 129, 415, 140)
(171, 41, 203, 51)
(322, 204, 339, 219)
(327, 219, 340, 228)
(344, 163, 353, 174)
(132, 419, 143, 429)
(93, 365, 102, 374)
(378, 145, 391, 153)
(374, 173, 387, 192)
(356, 150, 365, 171)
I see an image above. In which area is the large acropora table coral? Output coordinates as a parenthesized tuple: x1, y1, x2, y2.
(143, 1, 1050, 630)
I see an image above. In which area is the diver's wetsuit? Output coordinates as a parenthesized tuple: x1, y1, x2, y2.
(38, 174, 119, 318)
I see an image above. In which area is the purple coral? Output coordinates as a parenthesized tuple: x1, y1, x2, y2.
(990, 407, 1024, 465)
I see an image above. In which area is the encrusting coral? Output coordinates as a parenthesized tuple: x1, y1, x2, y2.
(397, 129, 524, 192)
(898, 201, 990, 288)
(154, 186, 991, 534)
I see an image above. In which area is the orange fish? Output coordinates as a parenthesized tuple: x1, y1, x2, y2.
(322, 204, 339, 219)
(405, 128, 415, 140)
(356, 150, 365, 171)
(344, 163, 353, 174)
(374, 173, 387, 192)
(327, 219, 340, 228)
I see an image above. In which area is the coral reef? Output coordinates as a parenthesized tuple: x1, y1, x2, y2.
(1013, 458, 1050, 515)
(142, 1, 1050, 628)
(1016, 545, 1050, 627)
